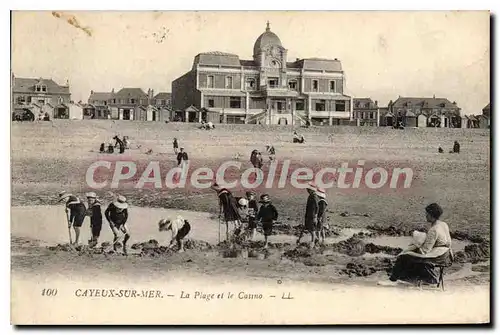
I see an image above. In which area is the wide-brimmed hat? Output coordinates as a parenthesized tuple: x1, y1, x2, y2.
(259, 194, 271, 203)
(113, 195, 128, 209)
(158, 219, 171, 230)
(58, 191, 72, 202)
(306, 182, 317, 192)
(238, 198, 248, 207)
(316, 187, 326, 199)
(85, 192, 97, 199)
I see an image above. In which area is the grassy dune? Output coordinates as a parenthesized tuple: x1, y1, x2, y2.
(11, 120, 490, 236)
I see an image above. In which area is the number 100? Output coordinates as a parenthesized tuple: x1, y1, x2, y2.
(41, 289, 58, 296)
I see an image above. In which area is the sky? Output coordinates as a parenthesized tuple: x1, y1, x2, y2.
(11, 11, 490, 114)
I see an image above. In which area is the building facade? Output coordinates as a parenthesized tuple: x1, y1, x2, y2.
(353, 98, 379, 126)
(379, 96, 462, 128)
(12, 74, 71, 120)
(172, 22, 352, 125)
(85, 88, 171, 121)
(482, 103, 490, 118)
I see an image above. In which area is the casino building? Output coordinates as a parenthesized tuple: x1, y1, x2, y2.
(172, 22, 352, 125)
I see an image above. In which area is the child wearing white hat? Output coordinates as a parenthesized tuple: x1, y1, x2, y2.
(158, 216, 191, 253)
(104, 195, 130, 255)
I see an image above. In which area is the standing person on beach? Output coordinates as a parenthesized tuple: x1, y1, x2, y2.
(85, 192, 103, 248)
(113, 135, 125, 154)
(315, 187, 328, 245)
(296, 184, 319, 249)
(211, 183, 241, 241)
(177, 147, 189, 168)
(58, 191, 87, 245)
(158, 216, 191, 253)
(256, 194, 278, 249)
(104, 195, 130, 255)
(173, 138, 179, 154)
(246, 191, 259, 241)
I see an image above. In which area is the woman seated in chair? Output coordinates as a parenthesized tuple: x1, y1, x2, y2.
(387, 203, 453, 285)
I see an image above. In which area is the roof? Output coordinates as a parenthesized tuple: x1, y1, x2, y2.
(114, 88, 148, 98)
(354, 98, 377, 109)
(240, 60, 256, 67)
(483, 103, 490, 111)
(194, 52, 241, 67)
(153, 92, 171, 100)
(13, 77, 70, 95)
(89, 92, 112, 101)
(184, 105, 199, 112)
(286, 58, 343, 72)
(392, 97, 459, 109)
(253, 23, 283, 55)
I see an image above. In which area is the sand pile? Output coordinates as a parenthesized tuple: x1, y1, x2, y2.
(450, 231, 488, 244)
(330, 236, 367, 257)
(454, 241, 490, 263)
(259, 222, 340, 237)
(364, 243, 403, 256)
(339, 258, 394, 277)
(367, 225, 409, 236)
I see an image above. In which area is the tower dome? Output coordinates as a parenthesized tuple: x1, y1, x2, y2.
(253, 22, 282, 56)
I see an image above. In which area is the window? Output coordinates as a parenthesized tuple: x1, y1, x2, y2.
(121, 99, 126, 104)
(315, 100, 326, 111)
(288, 80, 297, 90)
(41, 85, 47, 92)
(208, 99, 215, 108)
(296, 100, 305, 111)
(17, 96, 26, 104)
(113, 99, 116, 104)
(130, 99, 136, 104)
(225, 76, 233, 89)
(329, 81, 336, 92)
(229, 97, 241, 108)
(268, 78, 279, 88)
(335, 101, 346, 112)
(369, 112, 374, 119)
(38, 99, 45, 104)
(312, 80, 319, 92)
(207, 75, 214, 88)
(245, 78, 256, 90)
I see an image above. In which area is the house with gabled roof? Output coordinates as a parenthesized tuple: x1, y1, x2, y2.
(11, 74, 71, 120)
(380, 96, 462, 128)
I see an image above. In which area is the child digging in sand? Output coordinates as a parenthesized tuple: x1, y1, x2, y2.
(158, 216, 191, 253)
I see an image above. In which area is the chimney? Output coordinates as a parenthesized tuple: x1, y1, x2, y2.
(433, 94, 436, 99)
(148, 88, 154, 102)
(90, 90, 94, 94)
(112, 88, 115, 93)
(296, 58, 300, 61)
(375, 100, 378, 106)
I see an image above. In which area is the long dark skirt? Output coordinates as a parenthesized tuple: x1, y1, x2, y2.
(389, 251, 452, 284)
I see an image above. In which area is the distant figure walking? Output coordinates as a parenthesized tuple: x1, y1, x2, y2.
(173, 138, 179, 154)
(105, 195, 130, 255)
(250, 149, 263, 169)
(99, 143, 106, 153)
(453, 141, 460, 154)
(177, 147, 189, 168)
(438, 147, 444, 154)
(113, 135, 125, 154)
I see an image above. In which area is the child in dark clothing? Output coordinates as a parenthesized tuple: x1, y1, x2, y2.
(85, 192, 102, 247)
(256, 194, 278, 248)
